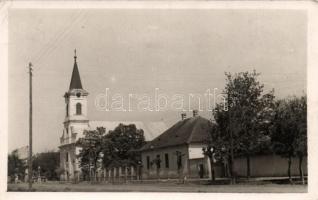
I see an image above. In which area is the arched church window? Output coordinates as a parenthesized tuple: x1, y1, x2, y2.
(66, 104, 69, 117)
(76, 103, 82, 115)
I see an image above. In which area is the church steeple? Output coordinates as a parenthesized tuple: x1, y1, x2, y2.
(69, 49, 83, 90)
(61, 50, 89, 182)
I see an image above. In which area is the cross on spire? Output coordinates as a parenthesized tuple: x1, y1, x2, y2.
(74, 49, 77, 62)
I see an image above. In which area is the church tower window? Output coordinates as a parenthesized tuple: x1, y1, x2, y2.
(76, 103, 82, 115)
(66, 104, 69, 117)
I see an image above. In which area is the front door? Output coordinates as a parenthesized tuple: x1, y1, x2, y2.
(199, 164, 204, 178)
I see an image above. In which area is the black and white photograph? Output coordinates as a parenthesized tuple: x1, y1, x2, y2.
(1, 1, 318, 198)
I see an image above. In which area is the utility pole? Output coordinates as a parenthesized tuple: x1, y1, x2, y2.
(28, 62, 33, 191)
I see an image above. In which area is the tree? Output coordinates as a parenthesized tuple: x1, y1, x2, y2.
(213, 71, 275, 179)
(76, 124, 145, 182)
(294, 97, 307, 185)
(102, 124, 146, 169)
(76, 127, 106, 181)
(8, 150, 26, 182)
(212, 104, 233, 180)
(271, 96, 307, 183)
(32, 151, 60, 180)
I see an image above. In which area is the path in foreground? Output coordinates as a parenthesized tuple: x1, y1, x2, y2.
(7, 182, 307, 193)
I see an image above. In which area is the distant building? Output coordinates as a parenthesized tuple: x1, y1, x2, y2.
(139, 110, 215, 179)
(58, 52, 166, 181)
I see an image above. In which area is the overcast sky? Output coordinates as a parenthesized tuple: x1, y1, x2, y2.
(8, 9, 306, 153)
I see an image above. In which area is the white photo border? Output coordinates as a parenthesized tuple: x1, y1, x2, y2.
(0, 1, 317, 200)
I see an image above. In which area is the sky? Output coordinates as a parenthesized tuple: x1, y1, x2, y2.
(8, 9, 307, 153)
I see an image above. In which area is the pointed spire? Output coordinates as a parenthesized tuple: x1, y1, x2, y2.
(69, 49, 83, 90)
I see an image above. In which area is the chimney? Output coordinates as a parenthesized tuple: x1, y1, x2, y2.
(181, 113, 187, 120)
(193, 109, 199, 117)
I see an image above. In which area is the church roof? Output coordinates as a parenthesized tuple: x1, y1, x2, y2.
(139, 116, 212, 151)
(69, 54, 83, 90)
(88, 121, 167, 141)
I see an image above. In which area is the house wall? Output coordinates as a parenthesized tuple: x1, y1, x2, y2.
(141, 148, 307, 179)
(141, 145, 190, 179)
(188, 144, 205, 159)
(141, 144, 222, 179)
(188, 143, 212, 178)
(188, 158, 209, 178)
(233, 154, 308, 177)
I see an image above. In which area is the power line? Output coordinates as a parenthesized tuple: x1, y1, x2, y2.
(32, 10, 81, 64)
(33, 10, 88, 72)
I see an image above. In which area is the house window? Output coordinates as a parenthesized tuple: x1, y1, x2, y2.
(165, 153, 169, 168)
(177, 154, 182, 169)
(146, 156, 150, 169)
(76, 103, 82, 115)
(156, 154, 161, 169)
(65, 152, 69, 162)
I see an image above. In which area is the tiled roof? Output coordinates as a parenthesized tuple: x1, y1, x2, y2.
(140, 116, 212, 151)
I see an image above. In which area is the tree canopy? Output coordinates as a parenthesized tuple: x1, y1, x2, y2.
(271, 95, 307, 182)
(32, 151, 60, 180)
(8, 150, 26, 181)
(76, 123, 145, 181)
(102, 124, 146, 168)
(76, 127, 106, 180)
(212, 71, 275, 178)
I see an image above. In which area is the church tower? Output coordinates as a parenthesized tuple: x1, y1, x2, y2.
(64, 50, 88, 126)
(59, 50, 89, 181)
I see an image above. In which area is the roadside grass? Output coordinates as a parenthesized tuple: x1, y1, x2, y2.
(7, 179, 307, 193)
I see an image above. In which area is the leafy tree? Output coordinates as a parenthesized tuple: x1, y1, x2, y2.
(32, 151, 60, 180)
(102, 124, 146, 169)
(76, 127, 106, 181)
(271, 96, 307, 183)
(8, 150, 26, 182)
(212, 104, 233, 179)
(213, 71, 275, 179)
(294, 97, 307, 184)
(76, 124, 145, 181)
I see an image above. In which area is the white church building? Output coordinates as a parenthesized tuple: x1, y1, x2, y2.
(58, 52, 167, 181)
